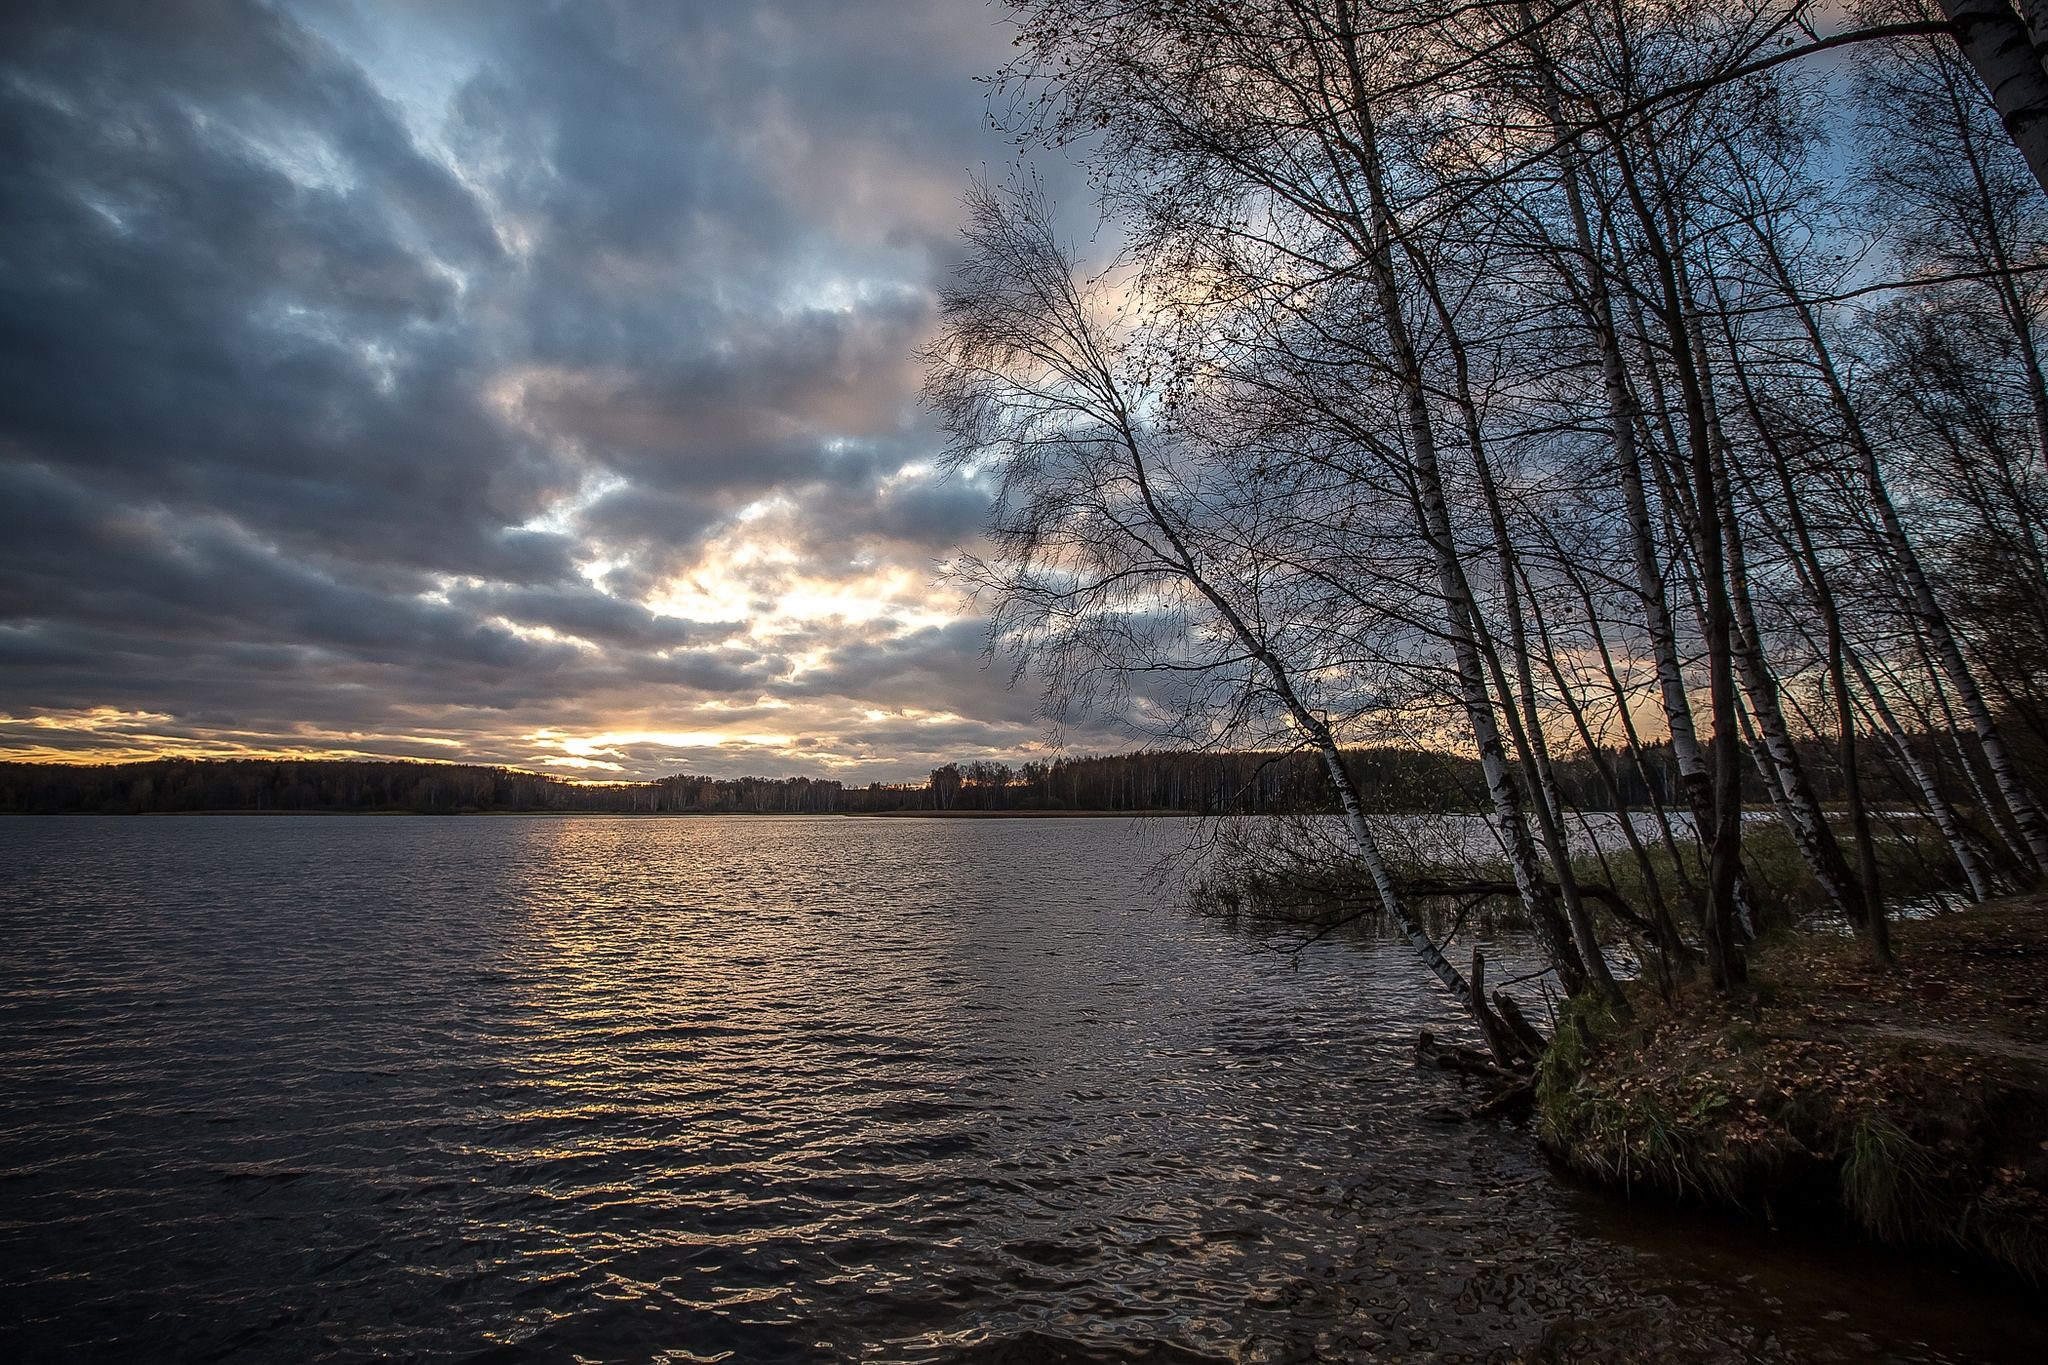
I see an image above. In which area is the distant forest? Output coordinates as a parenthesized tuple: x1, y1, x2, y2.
(0, 743, 1907, 817)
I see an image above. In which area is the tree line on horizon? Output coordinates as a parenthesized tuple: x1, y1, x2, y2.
(922, 0, 2048, 1062)
(0, 742, 1883, 816)
(0, 751, 1386, 815)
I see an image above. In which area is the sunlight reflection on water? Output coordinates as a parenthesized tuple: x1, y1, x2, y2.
(0, 814, 2040, 1363)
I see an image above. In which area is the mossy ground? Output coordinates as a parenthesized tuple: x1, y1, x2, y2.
(1538, 897, 2048, 1281)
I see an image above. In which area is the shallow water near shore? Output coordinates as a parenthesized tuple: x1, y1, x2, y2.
(0, 813, 2040, 1363)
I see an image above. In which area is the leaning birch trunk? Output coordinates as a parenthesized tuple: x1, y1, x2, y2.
(1604, 131, 1748, 986)
(1650, 139, 1871, 932)
(1100, 390, 1530, 1063)
(1554, 545, 1699, 898)
(1715, 284, 1890, 951)
(1888, 629, 2030, 867)
(1523, 555, 1689, 975)
(1406, 242, 1625, 1009)
(1931, 31, 2048, 477)
(1327, 0, 1593, 996)
(1313, 733, 1529, 1068)
(932, 185, 1532, 1063)
(1530, 15, 1745, 980)
(1721, 482, 1869, 925)
(1520, 9, 1723, 912)
(2025, 0, 2048, 60)
(1940, 0, 2048, 195)
(1768, 253, 2048, 877)
(1849, 647, 1995, 902)
(1392, 315, 1588, 998)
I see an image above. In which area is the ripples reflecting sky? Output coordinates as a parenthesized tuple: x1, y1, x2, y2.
(1, 815, 2040, 1363)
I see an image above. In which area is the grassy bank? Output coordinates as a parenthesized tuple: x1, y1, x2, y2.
(1538, 898, 2048, 1282)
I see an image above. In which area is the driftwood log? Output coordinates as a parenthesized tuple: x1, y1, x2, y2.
(1415, 1026, 1537, 1123)
(1494, 991, 1549, 1060)
(1469, 948, 1547, 1068)
(1415, 1029, 1507, 1078)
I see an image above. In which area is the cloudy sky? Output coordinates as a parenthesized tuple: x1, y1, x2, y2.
(0, 0, 1107, 782)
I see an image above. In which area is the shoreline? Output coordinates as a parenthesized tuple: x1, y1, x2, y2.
(1536, 897, 2048, 1284)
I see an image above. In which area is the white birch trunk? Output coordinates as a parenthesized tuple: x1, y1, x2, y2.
(1941, 0, 2048, 195)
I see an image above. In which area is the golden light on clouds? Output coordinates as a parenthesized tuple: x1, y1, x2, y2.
(0, 709, 474, 767)
(528, 727, 800, 773)
(9, 706, 178, 733)
(0, 1, 1072, 784)
(648, 505, 962, 642)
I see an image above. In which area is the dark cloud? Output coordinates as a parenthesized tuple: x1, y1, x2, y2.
(0, 1, 1121, 779)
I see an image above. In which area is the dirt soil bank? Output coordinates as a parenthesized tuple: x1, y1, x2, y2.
(1538, 897, 2048, 1281)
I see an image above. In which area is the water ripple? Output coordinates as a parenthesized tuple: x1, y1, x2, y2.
(1, 814, 2041, 1363)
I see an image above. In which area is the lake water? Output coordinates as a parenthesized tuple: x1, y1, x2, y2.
(1, 814, 2040, 1363)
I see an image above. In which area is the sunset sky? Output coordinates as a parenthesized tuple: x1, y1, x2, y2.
(0, 0, 1104, 781)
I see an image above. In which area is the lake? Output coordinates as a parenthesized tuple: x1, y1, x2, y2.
(0, 814, 2040, 1363)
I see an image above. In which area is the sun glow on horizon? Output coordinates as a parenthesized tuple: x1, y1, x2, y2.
(527, 726, 802, 773)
